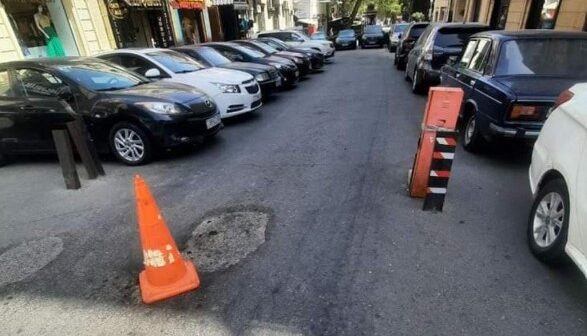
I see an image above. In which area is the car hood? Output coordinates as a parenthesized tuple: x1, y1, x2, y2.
(278, 51, 305, 58)
(336, 36, 356, 41)
(110, 81, 207, 104)
(180, 67, 253, 84)
(265, 55, 292, 64)
(493, 76, 582, 100)
(363, 33, 384, 38)
(219, 62, 271, 74)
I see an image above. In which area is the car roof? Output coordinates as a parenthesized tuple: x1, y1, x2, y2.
(98, 48, 168, 55)
(258, 30, 297, 34)
(429, 22, 490, 29)
(473, 29, 587, 40)
(1, 57, 106, 68)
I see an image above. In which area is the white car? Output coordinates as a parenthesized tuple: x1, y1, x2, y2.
(257, 30, 335, 58)
(528, 83, 587, 276)
(97, 49, 262, 119)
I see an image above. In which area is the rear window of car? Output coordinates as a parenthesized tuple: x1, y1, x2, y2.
(365, 25, 383, 34)
(434, 27, 489, 48)
(409, 25, 427, 37)
(393, 24, 408, 33)
(495, 38, 587, 77)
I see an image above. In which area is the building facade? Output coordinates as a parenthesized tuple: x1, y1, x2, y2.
(431, 0, 586, 32)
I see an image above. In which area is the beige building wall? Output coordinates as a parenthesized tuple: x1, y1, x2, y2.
(504, 0, 529, 29)
(0, 5, 22, 62)
(555, 0, 587, 31)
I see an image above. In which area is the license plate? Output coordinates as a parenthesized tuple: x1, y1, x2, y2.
(276, 77, 282, 87)
(206, 115, 221, 129)
(295, 70, 299, 77)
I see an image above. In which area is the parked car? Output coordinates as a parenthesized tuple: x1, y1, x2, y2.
(204, 42, 300, 87)
(527, 83, 587, 274)
(406, 23, 490, 94)
(256, 37, 325, 70)
(0, 58, 221, 166)
(311, 31, 327, 40)
(440, 30, 587, 151)
(334, 29, 358, 50)
(388, 23, 409, 52)
(394, 22, 429, 70)
(173, 45, 282, 96)
(257, 30, 336, 58)
(360, 25, 385, 48)
(231, 39, 312, 76)
(97, 49, 261, 119)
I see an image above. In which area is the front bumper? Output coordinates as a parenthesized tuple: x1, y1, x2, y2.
(152, 111, 222, 147)
(335, 41, 356, 49)
(279, 67, 299, 86)
(214, 83, 263, 119)
(259, 77, 280, 96)
(324, 48, 335, 58)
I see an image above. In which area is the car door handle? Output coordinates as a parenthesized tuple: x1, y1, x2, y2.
(469, 80, 476, 86)
(19, 105, 56, 113)
(455, 73, 461, 78)
(19, 105, 35, 111)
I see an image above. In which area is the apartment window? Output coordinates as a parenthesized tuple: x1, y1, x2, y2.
(526, 0, 562, 29)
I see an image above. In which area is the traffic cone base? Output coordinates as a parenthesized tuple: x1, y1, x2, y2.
(139, 260, 200, 304)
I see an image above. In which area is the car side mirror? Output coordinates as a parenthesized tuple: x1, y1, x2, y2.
(144, 68, 161, 78)
(447, 56, 458, 66)
(57, 86, 73, 101)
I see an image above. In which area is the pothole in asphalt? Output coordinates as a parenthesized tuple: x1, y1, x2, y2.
(0, 237, 63, 287)
(182, 209, 270, 273)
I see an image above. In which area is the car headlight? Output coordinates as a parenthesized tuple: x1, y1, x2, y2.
(255, 73, 270, 81)
(335, 38, 341, 43)
(293, 57, 303, 64)
(269, 62, 283, 69)
(135, 102, 184, 115)
(212, 83, 240, 93)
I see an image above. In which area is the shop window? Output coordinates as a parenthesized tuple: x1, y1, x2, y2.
(14, 69, 66, 98)
(3, 1, 77, 58)
(526, 0, 562, 29)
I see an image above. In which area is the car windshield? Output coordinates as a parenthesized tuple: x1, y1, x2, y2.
(435, 27, 489, 48)
(311, 32, 326, 40)
(393, 24, 408, 33)
(230, 44, 266, 58)
(146, 51, 205, 73)
(295, 31, 312, 41)
(495, 38, 587, 77)
(262, 39, 288, 50)
(339, 30, 355, 37)
(56, 61, 147, 91)
(196, 47, 231, 66)
(365, 25, 382, 34)
(249, 41, 277, 54)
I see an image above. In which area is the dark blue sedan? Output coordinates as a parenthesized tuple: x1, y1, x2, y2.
(440, 30, 587, 152)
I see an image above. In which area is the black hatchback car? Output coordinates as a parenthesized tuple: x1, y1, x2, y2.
(394, 22, 429, 70)
(405, 23, 491, 93)
(440, 30, 587, 151)
(334, 29, 358, 50)
(360, 25, 385, 48)
(173, 45, 282, 95)
(231, 39, 312, 76)
(204, 42, 300, 87)
(255, 37, 325, 70)
(0, 58, 221, 166)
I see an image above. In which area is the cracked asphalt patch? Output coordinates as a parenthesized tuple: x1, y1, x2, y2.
(183, 209, 270, 273)
(0, 237, 63, 287)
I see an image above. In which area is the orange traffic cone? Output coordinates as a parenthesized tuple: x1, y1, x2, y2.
(134, 175, 200, 304)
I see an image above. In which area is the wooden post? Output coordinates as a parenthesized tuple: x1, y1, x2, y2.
(52, 129, 81, 190)
(66, 118, 105, 178)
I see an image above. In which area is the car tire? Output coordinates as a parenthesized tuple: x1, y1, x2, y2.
(109, 122, 152, 166)
(461, 111, 486, 152)
(527, 178, 570, 264)
(411, 68, 426, 94)
(404, 64, 411, 81)
(397, 58, 405, 70)
(0, 152, 7, 167)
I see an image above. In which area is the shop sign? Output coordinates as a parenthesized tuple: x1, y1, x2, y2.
(107, 0, 128, 19)
(169, 0, 204, 10)
(123, 0, 164, 7)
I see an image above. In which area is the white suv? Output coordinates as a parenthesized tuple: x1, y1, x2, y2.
(98, 49, 262, 119)
(528, 83, 587, 277)
(257, 30, 335, 58)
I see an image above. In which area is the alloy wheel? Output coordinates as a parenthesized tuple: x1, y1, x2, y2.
(532, 192, 565, 248)
(113, 128, 145, 163)
(464, 115, 476, 145)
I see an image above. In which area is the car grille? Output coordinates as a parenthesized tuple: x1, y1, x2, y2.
(269, 70, 280, 79)
(245, 84, 260, 94)
(227, 104, 245, 113)
(187, 100, 216, 118)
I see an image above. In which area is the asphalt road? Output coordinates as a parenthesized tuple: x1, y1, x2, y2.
(1, 48, 586, 335)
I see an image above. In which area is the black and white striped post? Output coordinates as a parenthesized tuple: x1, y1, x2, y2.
(422, 131, 458, 211)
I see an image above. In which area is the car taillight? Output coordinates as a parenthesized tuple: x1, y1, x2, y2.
(509, 104, 544, 120)
(552, 89, 574, 110)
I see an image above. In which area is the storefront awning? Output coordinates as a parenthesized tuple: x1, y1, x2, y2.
(169, 0, 204, 9)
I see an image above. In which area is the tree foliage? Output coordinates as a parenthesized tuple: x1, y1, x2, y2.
(411, 11, 425, 22)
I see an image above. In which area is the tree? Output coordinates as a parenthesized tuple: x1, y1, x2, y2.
(411, 11, 425, 22)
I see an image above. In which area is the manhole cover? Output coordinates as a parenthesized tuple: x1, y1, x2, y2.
(183, 210, 270, 273)
(0, 237, 63, 287)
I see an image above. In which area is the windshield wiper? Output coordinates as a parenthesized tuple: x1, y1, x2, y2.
(96, 83, 142, 91)
(175, 69, 198, 73)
